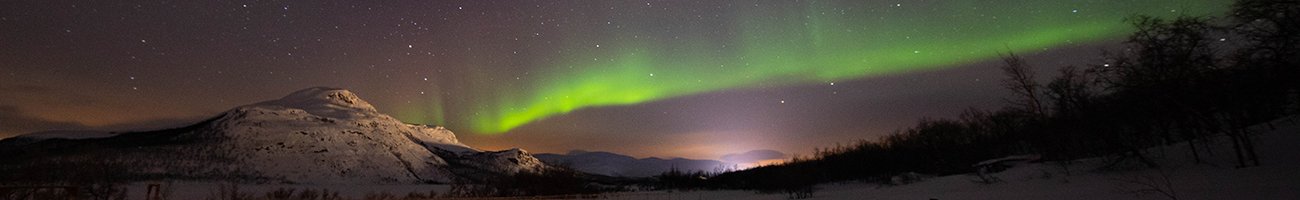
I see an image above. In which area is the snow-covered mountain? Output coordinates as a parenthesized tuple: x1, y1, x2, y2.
(535, 150, 736, 177)
(0, 87, 547, 184)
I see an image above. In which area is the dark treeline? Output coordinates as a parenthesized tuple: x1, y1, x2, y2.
(659, 0, 1298, 193)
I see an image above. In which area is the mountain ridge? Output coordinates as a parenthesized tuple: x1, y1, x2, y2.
(535, 150, 737, 177)
(0, 87, 547, 184)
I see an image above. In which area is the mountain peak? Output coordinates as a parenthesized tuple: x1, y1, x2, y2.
(0, 86, 550, 184)
(247, 87, 378, 118)
(279, 87, 370, 107)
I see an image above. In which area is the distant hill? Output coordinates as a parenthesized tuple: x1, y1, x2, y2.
(535, 150, 737, 177)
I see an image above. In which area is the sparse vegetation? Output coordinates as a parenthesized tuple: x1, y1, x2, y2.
(205, 185, 457, 200)
(441, 165, 609, 198)
(1113, 168, 1180, 200)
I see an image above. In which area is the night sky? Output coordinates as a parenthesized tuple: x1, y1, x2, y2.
(0, 0, 1228, 161)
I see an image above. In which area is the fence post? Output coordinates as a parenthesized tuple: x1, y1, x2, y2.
(147, 184, 162, 200)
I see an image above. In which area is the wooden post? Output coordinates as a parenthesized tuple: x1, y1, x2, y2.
(146, 184, 162, 200)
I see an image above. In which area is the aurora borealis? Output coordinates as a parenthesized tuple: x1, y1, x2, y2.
(458, 0, 1229, 133)
(0, 0, 1231, 160)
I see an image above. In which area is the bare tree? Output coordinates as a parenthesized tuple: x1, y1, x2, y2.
(1000, 53, 1045, 116)
(1045, 66, 1092, 118)
(1232, 0, 1300, 70)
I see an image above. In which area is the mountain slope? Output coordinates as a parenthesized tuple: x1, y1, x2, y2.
(0, 87, 546, 184)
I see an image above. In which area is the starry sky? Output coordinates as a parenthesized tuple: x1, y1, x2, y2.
(0, 0, 1228, 161)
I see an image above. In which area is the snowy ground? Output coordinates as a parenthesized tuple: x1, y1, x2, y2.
(114, 183, 448, 200)
(118, 117, 1300, 199)
(592, 117, 1300, 200)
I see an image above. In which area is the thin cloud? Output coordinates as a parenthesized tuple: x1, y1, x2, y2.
(0, 105, 89, 138)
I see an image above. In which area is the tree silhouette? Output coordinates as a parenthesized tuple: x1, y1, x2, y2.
(1000, 53, 1046, 116)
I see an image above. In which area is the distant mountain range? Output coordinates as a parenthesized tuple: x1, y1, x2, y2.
(535, 150, 738, 177)
(0, 87, 547, 184)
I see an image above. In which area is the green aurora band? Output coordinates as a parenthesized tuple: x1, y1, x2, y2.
(454, 0, 1229, 134)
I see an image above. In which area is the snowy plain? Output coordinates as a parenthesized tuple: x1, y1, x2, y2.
(594, 116, 1300, 200)
(109, 116, 1300, 200)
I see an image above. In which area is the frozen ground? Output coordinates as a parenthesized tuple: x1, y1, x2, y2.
(594, 116, 1300, 200)
(118, 117, 1300, 199)
(116, 183, 449, 200)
